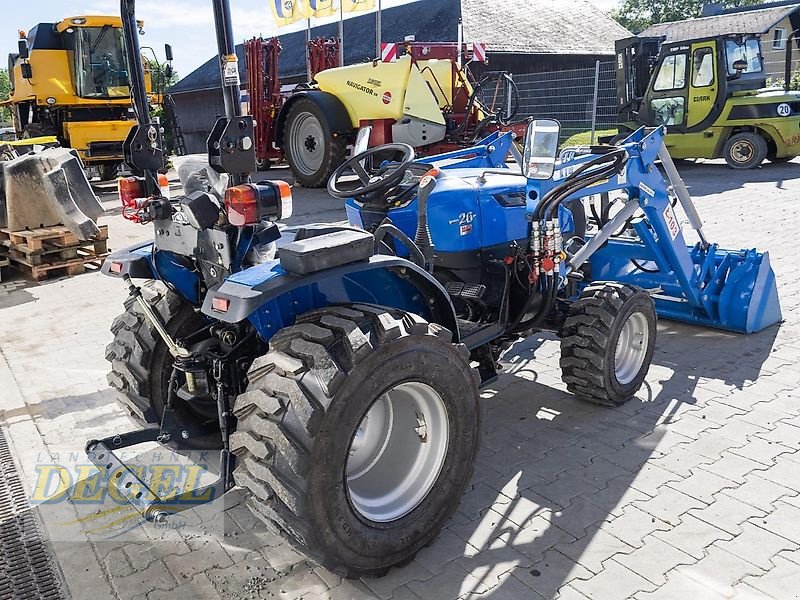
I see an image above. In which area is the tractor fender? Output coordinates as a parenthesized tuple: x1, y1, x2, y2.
(102, 242, 201, 305)
(101, 242, 156, 279)
(275, 90, 354, 148)
(202, 255, 460, 342)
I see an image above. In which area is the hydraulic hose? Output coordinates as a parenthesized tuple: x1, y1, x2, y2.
(537, 149, 628, 222)
(509, 148, 628, 334)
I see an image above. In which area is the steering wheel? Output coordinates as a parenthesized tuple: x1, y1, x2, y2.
(328, 143, 415, 199)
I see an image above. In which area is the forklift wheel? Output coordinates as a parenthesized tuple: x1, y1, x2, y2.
(723, 132, 767, 170)
(231, 305, 480, 577)
(560, 283, 656, 406)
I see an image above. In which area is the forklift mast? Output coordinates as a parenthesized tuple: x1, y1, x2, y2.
(615, 36, 661, 125)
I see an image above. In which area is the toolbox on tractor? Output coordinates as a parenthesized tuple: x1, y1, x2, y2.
(86, 0, 781, 580)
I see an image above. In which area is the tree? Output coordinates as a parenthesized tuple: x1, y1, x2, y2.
(0, 69, 11, 123)
(612, 0, 765, 33)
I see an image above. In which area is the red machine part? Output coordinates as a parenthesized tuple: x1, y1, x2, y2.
(245, 37, 284, 167)
(308, 38, 340, 79)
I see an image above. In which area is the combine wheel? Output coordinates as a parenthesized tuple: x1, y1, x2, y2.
(99, 163, 120, 181)
(284, 97, 348, 188)
(231, 305, 480, 577)
(560, 283, 656, 406)
(723, 132, 767, 169)
(105, 284, 221, 449)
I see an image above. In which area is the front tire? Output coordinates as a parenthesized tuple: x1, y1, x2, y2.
(284, 98, 348, 188)
(723, 132, 767, 169)
(231, 305, 480, 577)
(560, 283, 656, 406)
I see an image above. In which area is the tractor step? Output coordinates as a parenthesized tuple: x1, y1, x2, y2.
(457, 317, 504, 350)
(446, 282, 486, 300)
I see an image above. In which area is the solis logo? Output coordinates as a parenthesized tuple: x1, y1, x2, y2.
(382, 91, 392, 105)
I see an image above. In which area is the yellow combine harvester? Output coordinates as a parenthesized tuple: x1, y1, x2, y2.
(4, 15, 158, 180)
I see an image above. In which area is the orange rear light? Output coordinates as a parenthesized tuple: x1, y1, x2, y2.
(224, 185, 259, 226)
(274, 180, 293, 219)
(118, 176, 145, 204)
(157, 174, 171, 200)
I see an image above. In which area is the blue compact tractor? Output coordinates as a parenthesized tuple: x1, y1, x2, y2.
(90, 0, 781, 578)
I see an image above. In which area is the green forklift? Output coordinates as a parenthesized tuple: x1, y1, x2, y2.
(613, 33, 800, 168)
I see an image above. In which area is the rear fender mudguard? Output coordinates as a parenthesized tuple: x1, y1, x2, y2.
(102, 242, 201, 305)
(275, 91, 354, 147)
(201, 255, 460, 343)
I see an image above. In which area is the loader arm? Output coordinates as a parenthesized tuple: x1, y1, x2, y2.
(533, 127, 781, 333)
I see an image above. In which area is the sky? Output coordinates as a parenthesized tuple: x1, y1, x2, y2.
(6, 0, 621, 80)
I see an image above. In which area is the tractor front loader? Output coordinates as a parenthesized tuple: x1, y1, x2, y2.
(85, 0, 781, 581)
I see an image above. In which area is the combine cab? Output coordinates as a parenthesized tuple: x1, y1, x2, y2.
(5, 15, 168, 179)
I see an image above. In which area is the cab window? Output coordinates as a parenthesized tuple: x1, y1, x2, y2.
(725, 38, 762, 75)
(692, 48, 714, 87)
(653, 54, 687, 91)
(650, 97, 686, 126)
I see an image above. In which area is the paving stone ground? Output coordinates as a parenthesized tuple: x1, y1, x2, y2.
(1, 159, 799, 599)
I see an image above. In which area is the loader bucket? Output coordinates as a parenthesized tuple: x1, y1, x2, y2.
(591, 242, 782, 334)
(2, 148, 104, 240)
(703, 247, 782, 334)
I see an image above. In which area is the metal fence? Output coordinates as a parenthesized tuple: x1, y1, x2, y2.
(514, 61, 617, 144)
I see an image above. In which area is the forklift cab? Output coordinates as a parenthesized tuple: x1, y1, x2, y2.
(616, 35, 767, 133)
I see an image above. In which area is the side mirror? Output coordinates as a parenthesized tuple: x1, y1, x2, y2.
(164, 65, 173, 80)
(17, 39, 29, 60)
(164, 44, 174, 62)
(522, 119, 560, 180)
(20, 63, 32, 79)
(732, 59, 747, 73)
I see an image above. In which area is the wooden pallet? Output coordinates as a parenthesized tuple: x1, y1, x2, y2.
(3, 251, 107, 282)
(0, 224, 109, 253)
(0, 224, 109, 282)
(0, 256, 9, 283)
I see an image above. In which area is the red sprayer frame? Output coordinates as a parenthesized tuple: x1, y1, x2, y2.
(245, 37, 283, 166)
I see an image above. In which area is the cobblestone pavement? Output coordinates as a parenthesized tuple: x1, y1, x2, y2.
(1, 159, 799, 599)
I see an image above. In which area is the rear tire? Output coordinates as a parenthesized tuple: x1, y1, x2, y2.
(231, 305, 480, 577)
(284, 98, 348, 188)
(723, 132, 767, 169)
(560, 283, 656, 406)
(105, 284, 221, 449)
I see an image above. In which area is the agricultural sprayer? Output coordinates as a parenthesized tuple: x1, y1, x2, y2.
(88, 0, 781, 579)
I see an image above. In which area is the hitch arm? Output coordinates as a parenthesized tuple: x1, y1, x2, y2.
(123, 275, 190, 359)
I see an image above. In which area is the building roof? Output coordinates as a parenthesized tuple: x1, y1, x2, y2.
(639, 4, 799, 41)
(170, 0, 628, 94)
(461, 0, 630, 54)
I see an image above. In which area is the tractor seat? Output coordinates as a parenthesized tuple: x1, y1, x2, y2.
(280, 229, 374, 275)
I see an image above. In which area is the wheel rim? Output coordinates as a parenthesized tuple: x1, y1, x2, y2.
(731, 140, 754, 164)
(289, 112, 324, 176)
(614, 312, 649, 385)
(346, 382, 449, 523)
